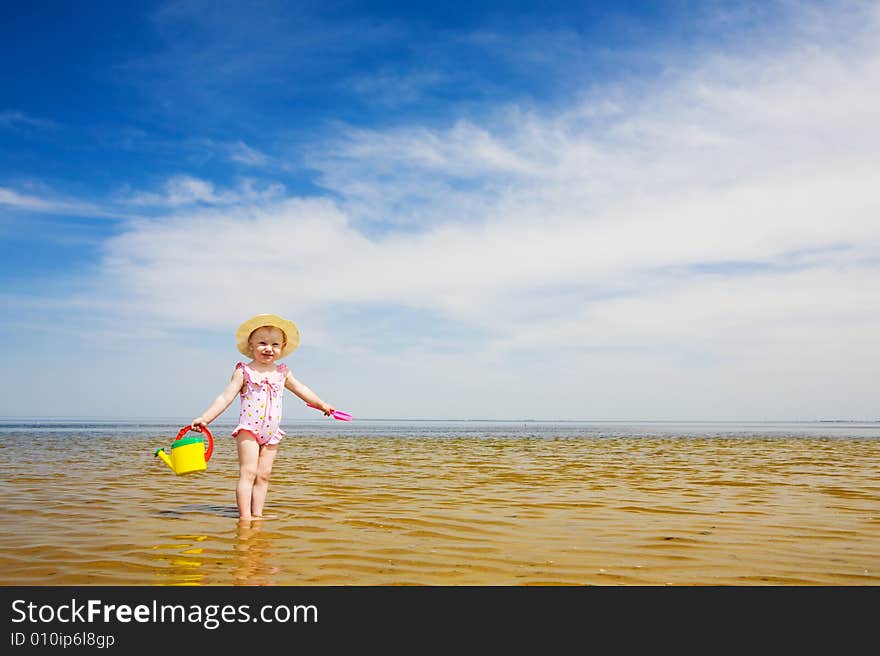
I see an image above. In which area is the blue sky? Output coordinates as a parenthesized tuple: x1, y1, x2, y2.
(2, 0, 878, 421)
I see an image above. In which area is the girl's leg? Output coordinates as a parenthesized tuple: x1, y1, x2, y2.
(250, 444, 279, 518)
(235, 431, 260, 520)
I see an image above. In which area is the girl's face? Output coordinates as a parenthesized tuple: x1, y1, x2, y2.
(248, 326, 285, 364)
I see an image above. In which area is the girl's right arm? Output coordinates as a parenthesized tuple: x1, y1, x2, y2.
(191, 367, 245, 428)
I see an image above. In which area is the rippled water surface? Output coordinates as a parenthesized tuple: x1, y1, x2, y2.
(1, 419, 878, 585)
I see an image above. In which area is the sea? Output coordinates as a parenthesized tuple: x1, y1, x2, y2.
(1, 417, 878, 586)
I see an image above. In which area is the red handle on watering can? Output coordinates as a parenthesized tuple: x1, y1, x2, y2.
(175, 424, 214, 461)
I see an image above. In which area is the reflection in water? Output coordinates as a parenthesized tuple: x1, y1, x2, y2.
(151, 534, 209, 586)
(234, 520, 281, 585)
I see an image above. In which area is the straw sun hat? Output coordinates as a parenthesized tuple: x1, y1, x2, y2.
(235, 313, 301, 359)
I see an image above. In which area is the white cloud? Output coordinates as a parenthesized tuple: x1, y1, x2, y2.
(92, 3, 880, 339)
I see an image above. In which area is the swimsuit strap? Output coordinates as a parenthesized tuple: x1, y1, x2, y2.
(235, 361, 251, 383)
(235, 362, 256, 394)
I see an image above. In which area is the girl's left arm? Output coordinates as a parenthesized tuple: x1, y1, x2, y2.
(285, 371, 333, 415)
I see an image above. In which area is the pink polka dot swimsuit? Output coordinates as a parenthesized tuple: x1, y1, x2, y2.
(232, 362, 288, 445)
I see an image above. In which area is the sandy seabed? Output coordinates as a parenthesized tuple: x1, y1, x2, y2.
(1, 434, 878, 586)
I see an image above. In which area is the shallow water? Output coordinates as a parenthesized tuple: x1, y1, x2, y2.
(1, 419, 878, 585)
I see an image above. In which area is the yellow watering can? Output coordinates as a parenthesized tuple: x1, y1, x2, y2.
(154, 425, 215, 475)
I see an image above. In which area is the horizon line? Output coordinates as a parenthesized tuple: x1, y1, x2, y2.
(0, 415, 878, 424)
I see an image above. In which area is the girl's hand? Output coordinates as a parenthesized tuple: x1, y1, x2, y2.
(191, 416, 207, 429)
(305, 401, 335, 417)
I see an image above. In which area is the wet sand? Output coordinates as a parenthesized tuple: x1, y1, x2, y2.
(1, 434, 878, 585)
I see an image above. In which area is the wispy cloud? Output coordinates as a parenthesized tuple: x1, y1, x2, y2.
(347, 69, 453, 108)
(0, 111, 57, 131)
(0, 187, 119, 218)
(227, 140, 269, 166)
(122, 175, 285, 207)
(115, 0, 410, 122)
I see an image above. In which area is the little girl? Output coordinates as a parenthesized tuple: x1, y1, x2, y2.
(191, 313, 334, 521)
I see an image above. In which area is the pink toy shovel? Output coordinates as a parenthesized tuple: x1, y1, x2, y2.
(307, 403, 353, 421)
